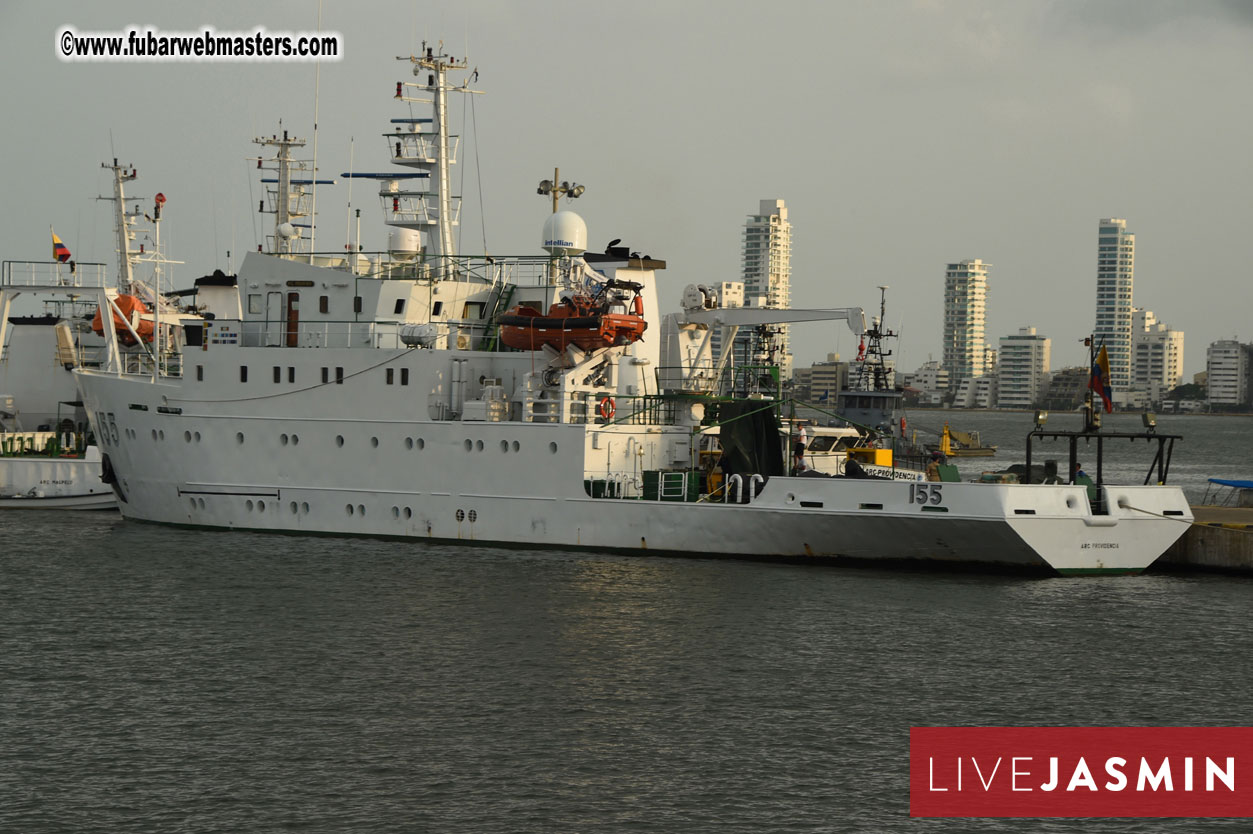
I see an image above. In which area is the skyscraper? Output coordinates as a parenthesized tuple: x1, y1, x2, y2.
(740, 199, 792, 378)
(942, 259, 990, 385)
(996, 326, 1051, 409)
(1095, 218, 1135, 391)
(1132, 309, 1184, 395)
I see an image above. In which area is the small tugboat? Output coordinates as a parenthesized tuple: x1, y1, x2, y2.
(499, 277, 646, 352)
(929, 423, 997, 457)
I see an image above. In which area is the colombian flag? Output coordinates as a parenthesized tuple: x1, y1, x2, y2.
(1089, 343, 1113, 413)
(51, 229, 72, 263)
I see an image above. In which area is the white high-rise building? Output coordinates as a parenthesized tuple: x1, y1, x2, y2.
(1132, 309, 1184, 396)
(707, 281, 745, 368)
(1206, 340, 1249, 407)
(741, 199, 792, 378)
(996, 327, 1051, 409)
(1094, 218, 1135, 391)
(942, 259, 990, 384)
(905, 360, 951, 405)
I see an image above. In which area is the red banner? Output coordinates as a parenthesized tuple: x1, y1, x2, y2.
(911, 727, 1253, 818)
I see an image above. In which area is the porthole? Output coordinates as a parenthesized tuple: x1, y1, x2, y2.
(280, 434, 289, 446)
(291, 434, 299, 446)
(158, 430, 165, 441)
(549, 441, 558, 454)
(371, 436, 379, 448)
(336, 435, 345, 447)
(346, 504, 354, 515)
(184, 431, 192, 443)
(464, 439, 473, 452)
(301, 502, 310, 513)
(456, 508, 465, 522)
(194, 431, 201, 442)
(189, 497, 196, 509)
(236, 432, 245, 445)
(475, 439, 484, 452)
(198, 498, 206, 509)
(357, 504, 365, 516)
(392, 506, 400, 518)
(511, 440, 520, 453)
(257, 500, 266, 513)
(416, 438, 425, 450)
(405, 437, 414, 450)
(468, 509, 477, 522)
(290, 501, 299, 514)
(151, 429, 157, 441)
(500, 440, 509, 453)
(403, 507, 412, 519)
(246, 499, 254, 511)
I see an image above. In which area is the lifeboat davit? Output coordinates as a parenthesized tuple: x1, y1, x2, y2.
(92, 294, 155, 346)
(499, 279, 647, 352)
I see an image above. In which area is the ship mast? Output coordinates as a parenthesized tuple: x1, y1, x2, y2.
(98, 159, 138, 291)
(390, 43, 481, 279)
(853, 285, 896, 392)
(253, 130, 312, 257)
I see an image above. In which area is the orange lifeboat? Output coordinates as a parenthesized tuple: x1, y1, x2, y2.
(498, 279, 647, 352)
(92, 294, 155, 346)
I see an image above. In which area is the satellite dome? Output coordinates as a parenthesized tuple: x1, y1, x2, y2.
(542, 211, 587, 257)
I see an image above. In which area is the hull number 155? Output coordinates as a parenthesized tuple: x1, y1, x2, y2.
(910, 483, 943, 505)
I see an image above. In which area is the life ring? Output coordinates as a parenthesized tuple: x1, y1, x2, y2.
(598, 397, 616, 421)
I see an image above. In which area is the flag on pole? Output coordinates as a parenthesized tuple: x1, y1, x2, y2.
(51, 228, 72, 263)
(1089, 343, 1113, 413)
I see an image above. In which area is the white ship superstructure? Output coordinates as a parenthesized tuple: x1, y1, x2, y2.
(74, 47, 1192, 574)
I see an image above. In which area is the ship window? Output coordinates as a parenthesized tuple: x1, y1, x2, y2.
(321, 367, 329, 384)
(273, 366, 281, 383)
(400, 368, 409, 385)
(386, 368, 394, 385)
(240, 366, 248, 383)
(248, 293, 262, 314)
(319, 295, 329, 314)
(335, 367, 344, 384)
(464, 302, 485, 319)
(288, 367, 295, 383)
(353, 296, 363, 313)
(393, 299, 405, 315)
(196, 365, 203, 381)
(432, 301, 443, 316)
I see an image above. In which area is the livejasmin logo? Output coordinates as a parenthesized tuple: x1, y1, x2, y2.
(910, 727, 1253, 818)
(928, 754, 1235, 793)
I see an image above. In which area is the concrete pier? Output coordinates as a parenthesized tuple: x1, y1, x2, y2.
(1160, 507, 1253, 573)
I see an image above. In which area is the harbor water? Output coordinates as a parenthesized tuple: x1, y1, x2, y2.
(3, 412, 1251, 832)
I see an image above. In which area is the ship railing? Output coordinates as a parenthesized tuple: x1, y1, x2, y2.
(2, 260, 108, 290)
(235, 318, 492, 350)
(117, 349, 184, 378)
(252, 250, 558, 288)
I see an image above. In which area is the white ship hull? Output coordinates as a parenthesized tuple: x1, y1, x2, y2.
(75, 366, 1191, 575)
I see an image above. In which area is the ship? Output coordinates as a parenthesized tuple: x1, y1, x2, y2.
(72, 46, 1192, 574)
(0, 160, 193, 510)
(928, 423, 998, 458)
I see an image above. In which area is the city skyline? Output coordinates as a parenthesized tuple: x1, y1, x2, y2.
(3, 2, 1250, 378)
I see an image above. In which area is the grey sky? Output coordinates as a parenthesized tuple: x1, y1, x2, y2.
(3, 1, 1250, 377)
